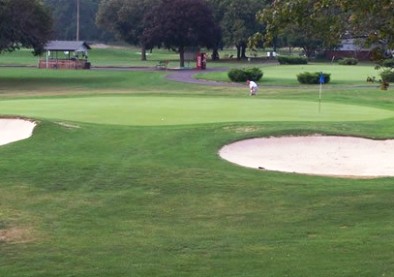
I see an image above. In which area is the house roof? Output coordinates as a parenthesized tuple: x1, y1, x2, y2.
(44, 41, 91, 51)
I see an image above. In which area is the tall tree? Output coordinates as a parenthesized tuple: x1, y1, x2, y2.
(258, 0, 344, 58)
(96, 0, 157, 60)
(205, 0, 226, 60)
(142, 0, 221, 67)
(338, 0, 394, 50)
(0, 0, 53, 55)
(220, 0, 267, 60)
(258, 0, 394, 59)
(43, 0, 112, 41)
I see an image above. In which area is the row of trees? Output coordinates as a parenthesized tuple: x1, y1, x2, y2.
(42, 0, 114, 41)
(1, 0, 268, 61)
(96, 0, 394, 63)
(258, 0, 394, 58)
(96, 0, 268, 64)
(0, 0, 393, 62)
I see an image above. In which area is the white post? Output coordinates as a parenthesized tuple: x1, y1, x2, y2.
(46, 51, 49, 69)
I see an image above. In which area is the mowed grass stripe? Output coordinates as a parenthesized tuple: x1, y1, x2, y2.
(1, 96, 393, 126)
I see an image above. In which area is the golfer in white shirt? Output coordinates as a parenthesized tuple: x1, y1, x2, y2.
(247, 80, 258, 96)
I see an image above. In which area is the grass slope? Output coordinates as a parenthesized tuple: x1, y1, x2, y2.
(195, 63, 379, 85)
(1, 52, 394, 277)
(2, 121, 394, 277)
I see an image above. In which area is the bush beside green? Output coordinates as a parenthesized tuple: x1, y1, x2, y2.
(338, 57, 358, 65)
(297, 72, 331, 84)
(380, 69, 394, 82)
(382, 58, 394, 68)
(228, 67, 263, 82)
(277, 55, 308, 65)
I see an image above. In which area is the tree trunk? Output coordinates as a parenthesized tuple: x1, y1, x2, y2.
(141, 44, 147, 61)
(211, 48, 220, 61)
(303, 46, 314, 58)
(236, 45, 241, 60)
(179, 46, 185, 67)
(241, 42, 247, 59)
(272, 36, 278, 52)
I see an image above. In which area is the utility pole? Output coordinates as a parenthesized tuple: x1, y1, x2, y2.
(76, 0, 80, 41)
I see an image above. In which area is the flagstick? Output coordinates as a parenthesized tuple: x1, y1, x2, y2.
(319, 82, 322, 113)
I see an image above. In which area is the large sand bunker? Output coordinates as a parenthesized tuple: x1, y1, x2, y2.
(219, 136, 394, 178)
(0, 118, 36, 146)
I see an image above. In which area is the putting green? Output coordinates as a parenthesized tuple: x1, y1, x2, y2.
(0, 96, 393, 126)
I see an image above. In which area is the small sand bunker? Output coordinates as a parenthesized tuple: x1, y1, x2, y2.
(219, 136, 394, 178)
(0, 118, 36, 146)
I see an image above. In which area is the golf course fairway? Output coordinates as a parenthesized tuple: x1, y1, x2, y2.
(0, 96, 392, 126)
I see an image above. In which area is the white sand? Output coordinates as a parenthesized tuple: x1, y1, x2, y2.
(0, 119, 36, 146)
(219, 135, 394, 178)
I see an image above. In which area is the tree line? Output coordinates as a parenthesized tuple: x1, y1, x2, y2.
(259, 0, 394, 59)
(1, 0, 393, 64)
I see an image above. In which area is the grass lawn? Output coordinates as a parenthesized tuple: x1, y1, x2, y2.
(0, 95, 393, 126)
(195, 63, 380, 86)
(1, 49, 394, 277)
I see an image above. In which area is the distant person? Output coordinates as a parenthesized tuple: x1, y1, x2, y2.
(247, 80, 258, 96)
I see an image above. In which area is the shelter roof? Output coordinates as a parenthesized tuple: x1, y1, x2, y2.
(44, 41, 91, 51)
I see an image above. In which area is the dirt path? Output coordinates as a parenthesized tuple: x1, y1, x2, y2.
(165, 67, 243, 87)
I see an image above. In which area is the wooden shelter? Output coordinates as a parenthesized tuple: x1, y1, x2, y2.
(39, 41, 91, 69)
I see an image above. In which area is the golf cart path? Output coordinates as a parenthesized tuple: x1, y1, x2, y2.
(93, 65, 242, 87)
(165, 67, 243, 87)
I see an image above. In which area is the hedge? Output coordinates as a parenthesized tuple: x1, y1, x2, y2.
(277, 56, 308, 65)
(338, 57, 358, 65)
(228, 67, 263, 82)
(380, 69, 394, 82)
(297, 72, 331, 84)
(382, 58, 394, 69)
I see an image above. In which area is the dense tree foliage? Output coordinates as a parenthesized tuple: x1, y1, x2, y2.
(205, 0, 226, 60)
(98, 0, 264, 61)
(338, 0, 394, 49)
(219, 0, 268, 59)
(258, 0, 394, 58)
(96, 0, 156, 60)
(258, 0, 345, 57)
(142, 0, 221, 67)
(43, 0, 112, 41)
(0, 0, 53, 55)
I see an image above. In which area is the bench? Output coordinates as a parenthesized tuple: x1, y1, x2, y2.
(155, 60, 169, 70)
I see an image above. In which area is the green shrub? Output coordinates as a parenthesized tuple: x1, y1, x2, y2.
(297, 72, 331, 84)
(380, 69, 394, 82)
(382, 58, 394, 69)
(245, 67, 263, 81)
(277, 55, 308, 65)
(228, 67, 263, 82)
(338, 57, 358, 65)
(228, 69, 248, 82)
